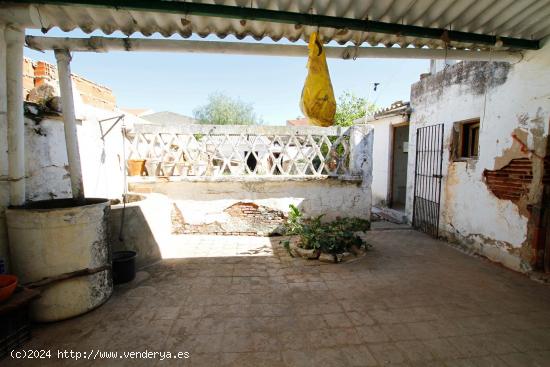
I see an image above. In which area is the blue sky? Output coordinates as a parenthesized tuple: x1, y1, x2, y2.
(25, 29, 428, 125)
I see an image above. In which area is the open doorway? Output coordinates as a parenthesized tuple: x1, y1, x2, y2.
(390, 124, 409, 210)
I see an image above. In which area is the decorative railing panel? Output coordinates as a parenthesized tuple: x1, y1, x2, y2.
(125, 124, 352, 177)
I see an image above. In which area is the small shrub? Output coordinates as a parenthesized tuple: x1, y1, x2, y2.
(280, 239, 293, 257)
(282, 205, 370, 256)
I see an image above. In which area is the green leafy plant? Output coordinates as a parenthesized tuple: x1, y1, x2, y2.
(282, 205, 371, 258)
(280, 239, 293, 257)
(285, 204, 303, 235)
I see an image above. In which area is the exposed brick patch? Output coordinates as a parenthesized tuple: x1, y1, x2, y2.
(225, 202, 259, 215)
(23, 57, 35, 96)
(23, 57, 116, 110)
(483, 158, 532, 202)
(225, 202, 284, 220)
(224, 202, 286, 229)
(171, 202, 286, 236)
(171, 203, 186, 230)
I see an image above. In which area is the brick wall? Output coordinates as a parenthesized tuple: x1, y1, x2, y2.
(483, 158, 532, 202)
(33, 60, 57, 88)
(22, 57, 35, 97)
(23, 57, 116, 111)
(224, 202, 285, 224)
(71, 73, 117, 110)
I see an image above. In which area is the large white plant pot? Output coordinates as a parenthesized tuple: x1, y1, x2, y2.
(6, 198, 112, 322)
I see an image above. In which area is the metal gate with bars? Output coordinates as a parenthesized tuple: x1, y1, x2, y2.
(413, 124, 444, 237)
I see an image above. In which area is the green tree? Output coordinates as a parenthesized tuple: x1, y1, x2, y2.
(334, 91, 377, 127)
(193, 92, 261, 125)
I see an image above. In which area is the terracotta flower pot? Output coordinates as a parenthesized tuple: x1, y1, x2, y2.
(0, 274, 18, 303)
(127, 159, 147, 176)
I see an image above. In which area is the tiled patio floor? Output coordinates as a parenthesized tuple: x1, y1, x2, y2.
(7, 229, 550, 367)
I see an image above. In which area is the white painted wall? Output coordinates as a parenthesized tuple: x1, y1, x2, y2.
(366, 115, 408, 207)
(0, 101, 133, 271)
(130, 177, 370, 224)
(407, 40, 550, 272)
(23, 106, 129, 201)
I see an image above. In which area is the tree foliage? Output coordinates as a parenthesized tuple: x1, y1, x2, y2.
(334, 91, 377, 127)
(193, 92, 261, 125)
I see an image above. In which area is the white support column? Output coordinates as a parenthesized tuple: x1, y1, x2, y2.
(54, 49, 84, 201)
(5, 26, 25, 206)
(0, 26, 8, 178)
(349, 125, 373, 178)
(349, 125, 374, 219)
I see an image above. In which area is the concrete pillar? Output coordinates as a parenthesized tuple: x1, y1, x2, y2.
(349, 125, 374, 220)
(349, 125, 373, 178)
(54, 49, 84, 201)
(0, 25, 9, 273)
(5, 26, 25, 206)
(0, 26, 7, 178)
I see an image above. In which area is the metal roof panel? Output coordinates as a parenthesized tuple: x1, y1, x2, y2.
(2, 0, 549, 50)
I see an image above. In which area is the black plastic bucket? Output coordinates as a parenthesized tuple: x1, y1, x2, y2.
(112, 251, 137, 284)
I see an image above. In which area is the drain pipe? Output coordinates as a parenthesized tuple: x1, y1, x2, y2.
(54, 49, 84, 202)
(5, 26, 25, 206)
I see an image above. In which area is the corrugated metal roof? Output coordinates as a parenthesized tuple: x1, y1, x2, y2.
(3, 0, 550, 50)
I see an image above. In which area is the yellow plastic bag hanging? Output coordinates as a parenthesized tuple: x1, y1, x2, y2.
(300, 32, 336, 127)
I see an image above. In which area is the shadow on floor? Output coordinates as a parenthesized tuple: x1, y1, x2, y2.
(7, 229, 550, 367)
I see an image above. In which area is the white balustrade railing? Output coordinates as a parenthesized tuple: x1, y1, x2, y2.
(124, 124, 353, 178)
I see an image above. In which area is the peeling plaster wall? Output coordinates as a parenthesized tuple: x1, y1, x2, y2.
(407, 41, 550, 272)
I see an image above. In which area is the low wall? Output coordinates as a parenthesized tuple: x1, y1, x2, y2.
(109, 194, 164, 268)
(129, 176, 370, 236)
